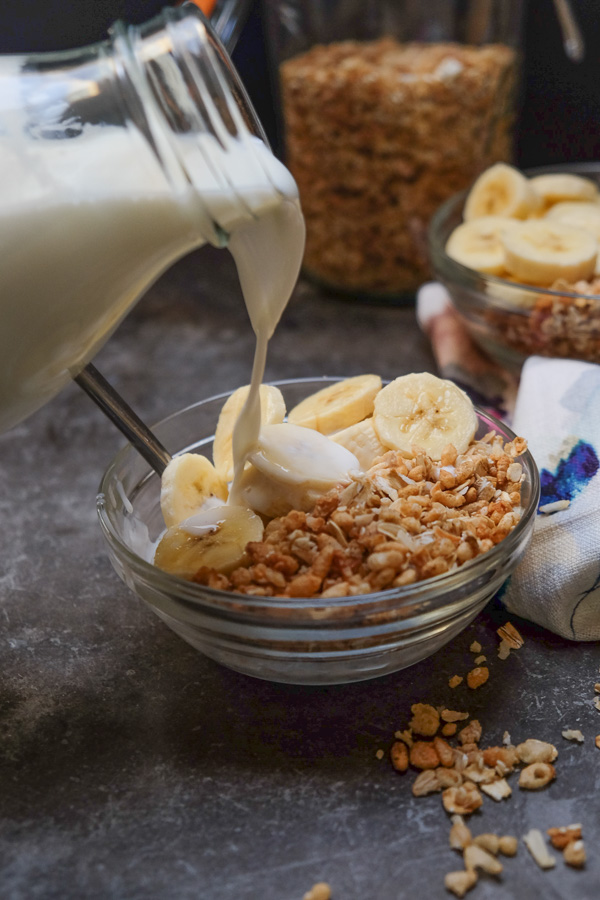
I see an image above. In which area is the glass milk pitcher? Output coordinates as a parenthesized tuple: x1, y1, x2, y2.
(0, 4, 291, 434)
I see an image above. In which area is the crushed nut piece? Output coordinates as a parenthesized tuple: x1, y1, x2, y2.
(464, 844, 503, 875)
(390, 741, 409, 772)
(444, 870, 477, 898)
(303, 883, 331, 900)
(496, 622, 524, 648)
(523, 829, 556, 870)
(516, 739, 558, 765)
(473, 833, 499, 855)
(466, 667, 489, 690)
(563, 839, 586, 868)
(449, 675, 464, 689)
(498, 835, 518, 856)
(562, 729, 584, 742)
(547, 824, 582, 850)
(518, 762, 556, 790)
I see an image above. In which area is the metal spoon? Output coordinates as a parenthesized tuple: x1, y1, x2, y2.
(552, 0, 585, 63)
(75, 363, 171, 476)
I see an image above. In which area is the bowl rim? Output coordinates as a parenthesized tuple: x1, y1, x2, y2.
(96, 377, 541, 616)
(428, 161, 600, 307)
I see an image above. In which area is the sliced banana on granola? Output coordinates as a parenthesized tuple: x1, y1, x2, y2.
(212, 383, 286, 483)
(501, 220, 597, 285)
(330, 417, 388, 469)
(154, 505, 264, 579)
(373, 372, 478, 460)
(287, 374, 381, 434)
(544, 201, 600, 274)
(529, 172, 598, 205)
(160, 452, 228, 528)
(463, 163, 541, 221)
(445, 215, 520, 275)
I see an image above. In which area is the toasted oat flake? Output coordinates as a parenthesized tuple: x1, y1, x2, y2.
(523, 829, 556, 870)
(562, 729, 585, 742)
(480, 778, 512, 801)
(444, 869, 478, 898)
(473, 655, 487, 665)
(464, 844, 503, 875)
(442, 709, 470, 723)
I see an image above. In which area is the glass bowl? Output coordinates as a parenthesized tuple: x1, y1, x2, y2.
(97, 378, 539, 685)
(428, 163, 600, 373)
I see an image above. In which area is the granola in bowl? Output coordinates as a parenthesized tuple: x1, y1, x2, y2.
(97, 377, 539, 684)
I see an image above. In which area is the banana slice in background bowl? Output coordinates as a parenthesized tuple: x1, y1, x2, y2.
(429, 161, 600, 372)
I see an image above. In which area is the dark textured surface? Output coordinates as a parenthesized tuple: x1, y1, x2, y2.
(1, 247, 600, 900)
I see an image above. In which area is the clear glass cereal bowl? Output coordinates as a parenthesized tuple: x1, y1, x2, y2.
(96, 378, 539, 685)
(428, 163, 600, 373)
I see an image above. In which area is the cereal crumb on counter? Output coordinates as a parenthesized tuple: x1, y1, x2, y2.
(466, 666, 489, 690)
(539, 499, 571, 514)
(303, 883, 331, 900)
(562, 729, 585, 742)
(496, 622, 524, 649)
(469, 641, 482, 653)
(523, 829, 556, 870)
(449, 675, 464, 689)
(595, 735, 600, 749)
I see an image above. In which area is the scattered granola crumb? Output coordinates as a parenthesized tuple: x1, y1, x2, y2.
(480, 778, 512, 801)
(466, 666, 489, 690)
(469, 641, 482, 654)
(464, 844, 502, 875)
(547, 824, 582, 850)
(516, 739, 558, 764)
(562, 729, 585, 742)
(502, 730, 512, 746)
(375, 748, 385, 760)
(444, 869, 477, 898)
(497, 640, 511, 660)
(394, 728, 413, 746)
(496, 622, 524, 649)
(594, 683, 600, 693)
(303, 883, 331, 900)
(473, 833, 499, 855)
(473, 655, 487, 665)
(409, 703, 440, 737)
(593, 697, 600, 711)
(523, 829, 556, 870)
(442, 723, 458, 738)
(563, 840, 586, 869)
(449, 821, 472, 851)
(441, 709, 469, 723)
(595, 735, 600, 750)
(449, 675, 463, 689)
(498, 835, 518, 856)
(390, 741, 409, 773)
(518, 762, 556, 790)
(538, 499, 570, 514)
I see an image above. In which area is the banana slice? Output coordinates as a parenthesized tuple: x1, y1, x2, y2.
(287, 374, 382, 433)
(160, 452, 228, 528)
(154, 505, 264, 579)
(445, 215, 520, 275)
(529, 173, 598, 205)
(373, 372, 478, 460)
(544, 201, 600, 274)
(485, 278, 540, 310)
(463, 163, 541, 221)
(239, 422, 360, 517)
(213, 383, 286, 483)
(330, 418, 388, 469)
(501, 220, 597, 285)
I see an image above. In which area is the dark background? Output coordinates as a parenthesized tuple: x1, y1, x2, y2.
(2, 0, 600, 168)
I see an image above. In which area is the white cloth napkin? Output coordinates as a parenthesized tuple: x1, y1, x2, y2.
(417, 283, 600, 641)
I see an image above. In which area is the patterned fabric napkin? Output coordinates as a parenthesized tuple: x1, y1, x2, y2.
(417, 283, 600, 641)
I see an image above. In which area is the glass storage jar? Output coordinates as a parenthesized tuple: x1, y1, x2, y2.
(263, 0, 523, 300)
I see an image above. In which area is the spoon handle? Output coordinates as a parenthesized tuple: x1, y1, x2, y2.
(75, 363, 172, 476)
(553, 0, 585, 62)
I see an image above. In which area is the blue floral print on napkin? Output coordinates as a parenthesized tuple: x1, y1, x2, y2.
(539, 440, 599, 511)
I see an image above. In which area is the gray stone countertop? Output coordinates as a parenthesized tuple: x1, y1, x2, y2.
(1, 247, 599, 900)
